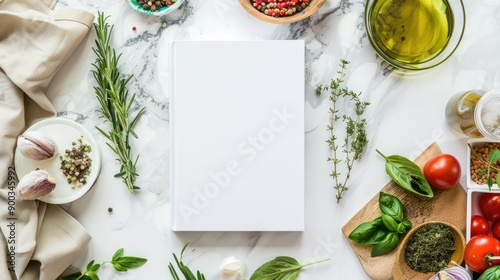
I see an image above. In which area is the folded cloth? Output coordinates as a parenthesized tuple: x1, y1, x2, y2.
(0, 0, 94, 279)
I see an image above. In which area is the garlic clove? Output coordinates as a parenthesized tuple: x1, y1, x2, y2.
(219, 256, 247, 280)
(16, 170, 56, 200)
(17, 131, 58, 160)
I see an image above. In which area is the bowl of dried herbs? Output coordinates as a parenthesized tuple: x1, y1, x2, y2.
(392, 221, 466, 280)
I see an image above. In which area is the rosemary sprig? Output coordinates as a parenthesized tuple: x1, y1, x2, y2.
(317, 59, 370, 203)
(92, 12, 145, 193)
(169, 241, 206, 280)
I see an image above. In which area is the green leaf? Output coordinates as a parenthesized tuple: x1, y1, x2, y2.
(371, 232, 400, 257)
(488, 176, 494, 189)
(85, 270, 99, 280)
(478, 265, 500, 280)
(378, 192, 404, 221)
(381, 214, 399, 232)
(497, 172, 500, 188)
(111, 256, 147, 271)
(348, 217, 389, 245)
(376, 150, 433, 198)
(402, 218, 412, 231)
(488, 149, 500, 163)
(112, 248, 124, 261)
(249, 256, 302, 280)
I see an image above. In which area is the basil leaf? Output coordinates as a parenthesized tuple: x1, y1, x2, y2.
(488, 149, 500, 163)
(371, 232, 400, 257)
(479, 266, 500, 280)
(379, 192, 404, 221)
(348, 217, 388, 245)
(376, 150, 433, 198)
(249, 256, 301, 280)
(111, 256, 147, 272)
(402, 218, 412, 231)
(112, 248, 124, 261)
(381, 214, 399, 232)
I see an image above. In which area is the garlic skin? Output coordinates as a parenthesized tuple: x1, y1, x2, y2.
(17, 131, 58, 160)
(219, 256, 247, 280)
(16, 170, 56, 200)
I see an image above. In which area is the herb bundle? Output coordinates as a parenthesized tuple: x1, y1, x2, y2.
(92, 12, 145, 193)
(58, 248, 147, 280)
(348, 192, 412, 257)
(316, 59, 370, 203)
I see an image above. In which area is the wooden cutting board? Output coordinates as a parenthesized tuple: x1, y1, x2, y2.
(341, 142, 467, 280)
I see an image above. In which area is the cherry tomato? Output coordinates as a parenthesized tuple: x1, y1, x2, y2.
(479, 193, 500, 221)
(471, 215, 490, 237)
(492, 220, 500, 239)
(464, 235, 500, 273)
(423, 154, 461, 189)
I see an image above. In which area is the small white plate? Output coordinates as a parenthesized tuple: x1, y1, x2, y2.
(14, 118, 101, 204)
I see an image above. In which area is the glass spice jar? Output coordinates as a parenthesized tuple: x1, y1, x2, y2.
(445, 89, 500, 140)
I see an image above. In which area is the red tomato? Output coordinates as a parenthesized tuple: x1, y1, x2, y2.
(464, 235, 500, 273)
(479, 193, 500, 221)
(471, 215, 490, 237)
(423, 154, 461, 189)
(492, 220, 500, 239)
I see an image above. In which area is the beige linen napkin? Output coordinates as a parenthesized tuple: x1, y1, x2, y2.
(0, 0, 95, 279)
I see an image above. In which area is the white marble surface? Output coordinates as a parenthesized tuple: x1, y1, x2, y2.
(45, 0, 500, 279)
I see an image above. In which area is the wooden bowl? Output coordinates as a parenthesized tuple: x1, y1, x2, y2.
(238, 0, 326, 24)
(392, 221, 466, 280)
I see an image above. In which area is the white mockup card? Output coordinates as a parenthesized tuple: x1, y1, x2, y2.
(170, 40, 304, 231)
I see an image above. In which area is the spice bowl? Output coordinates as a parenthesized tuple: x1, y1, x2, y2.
(238, 0, 326, 24)
(392, 221, 466, 280)
(467, 139, 500, 189)
(126, 0, 185, 16)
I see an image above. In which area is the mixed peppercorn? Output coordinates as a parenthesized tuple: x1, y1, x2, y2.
(60, 136, 92, 188)
(251, 0, 311, 17)
(138, 0, 176, 12)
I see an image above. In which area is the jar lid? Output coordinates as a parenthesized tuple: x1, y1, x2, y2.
(475, 89, 500, 140)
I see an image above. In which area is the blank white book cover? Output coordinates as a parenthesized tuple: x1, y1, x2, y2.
(170, 40, 304, 231)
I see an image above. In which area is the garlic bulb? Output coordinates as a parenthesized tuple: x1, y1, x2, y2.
(219, 256, 247, 280)
(16, 170, 56, 200)
(17, 131, 57, 160)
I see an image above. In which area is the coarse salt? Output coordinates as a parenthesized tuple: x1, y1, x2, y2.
(480, 94, 500, 136)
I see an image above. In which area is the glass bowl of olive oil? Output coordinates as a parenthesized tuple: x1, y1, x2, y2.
(365, 0, 465, 71)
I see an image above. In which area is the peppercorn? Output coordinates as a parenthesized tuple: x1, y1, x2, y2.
(59, 136, 92, 189)
(251, 0, 310, 17)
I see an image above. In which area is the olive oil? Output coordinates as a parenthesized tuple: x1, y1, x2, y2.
(368, 0, 453, 64)
(445, 90, 485, 137)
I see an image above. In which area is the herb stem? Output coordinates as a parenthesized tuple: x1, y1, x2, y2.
(318, 59, 369, 203)
(92, 12, 145, 193)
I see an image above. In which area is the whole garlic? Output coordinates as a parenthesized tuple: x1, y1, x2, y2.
(17, 131, 57, 160)
(219, 256, 247, 280)
(16, 170, 56, 200)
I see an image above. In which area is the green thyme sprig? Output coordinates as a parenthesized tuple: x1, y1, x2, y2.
(58, 248, 147, 280)
(92, 12, 145, 193)
(316, 59, 370, 203)
(169, 241, 206, 280)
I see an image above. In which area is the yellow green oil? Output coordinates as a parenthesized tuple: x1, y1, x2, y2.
(369, 0, 454, 64)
